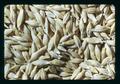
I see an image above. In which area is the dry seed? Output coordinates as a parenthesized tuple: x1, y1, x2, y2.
(9, 5, 16, 24)
(85, 37, 103, 44)
(30, 46, 47, 62)
(50, 59, 65, 66)
(74, 5, 81, 14)
(101, 47, 107, 61)
(8, 72, 18, 79)
(84, 46, 90, 61)
(71, 67, 81, 80)
(48, 74, 61, 79)
(81, 10, 87, 23)
(47, 35, 55, 51)
(70, 58, 83, 64)
(110, 22, 115, 36)
(4, 64, 10, 79)
(62, 76, 71, 80)
(86, 22, 92, 37)
(60, 34, 73, 43)
(91, 25, 109, 32)
(65, 17, 73, 33)
(85, 60, 101, 67)
(17, 8, 24, 30)
(74, 69, 85, 80)
(101, 56, 112, 66)
(33, 5, 46, 10)
(63, 12, 70, 24)
(73, 35, 81, 48)
(54, 30, 61, 47)
(88, 44, 96, 60)
(61, 39, 75, 46)
(79, 18, 85, 31)
(91, 74, 108, 80)
(60, 72, 71, 77)
(95, 45, 101, 62)
(105, 43, 113, 59)
(32, 59, 50, 66)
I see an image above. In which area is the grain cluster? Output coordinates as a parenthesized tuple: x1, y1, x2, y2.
(4, 4, 115, 80)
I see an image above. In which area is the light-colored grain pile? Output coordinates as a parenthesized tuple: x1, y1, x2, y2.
(4, 4, 115, 80)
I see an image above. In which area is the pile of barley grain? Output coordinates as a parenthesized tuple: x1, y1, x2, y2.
(4, 4, 115, 80)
